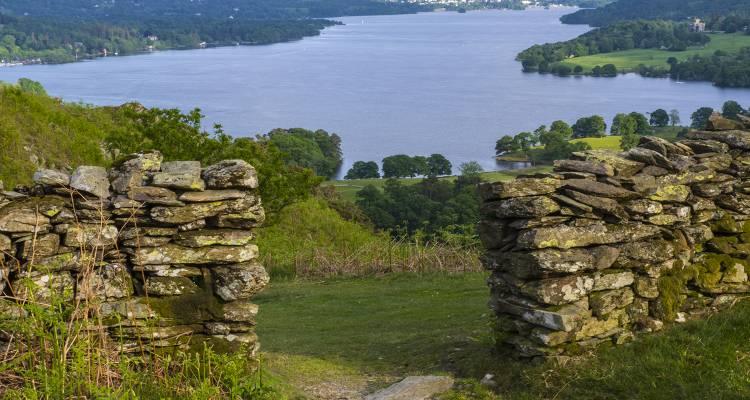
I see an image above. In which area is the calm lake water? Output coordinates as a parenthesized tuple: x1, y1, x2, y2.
(2, 8, 750, 176)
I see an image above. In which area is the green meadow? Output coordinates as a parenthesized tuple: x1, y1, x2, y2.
(561, 33, 750, 73)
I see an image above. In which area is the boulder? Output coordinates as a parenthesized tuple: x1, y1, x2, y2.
(679, 139, 729, 154)
(485, 246, 619, 278)
(18, 233, 60, 258)
(626, 147, 675, 170)
(13, 271, 75, 302)
(70, 166, 110, 198)
(213, 261, 269, 301)
(202, 160, 259, 190)
(151, 161, 205, 191)
(686, 130, 750, 150)
(639, 136, 693, 157)
(178, 190, 245, 202)
(590, 288, 634, 317)
(110, 151, 163, 193)
(648, 184, 690, 202)
(33, 169, 70, 187)
(77, 264, 134, 300)
(479, 177, 562, 201)
(706, 112, 745, 131)
(562, 179, 638, 199)
(127, 186, 182, 206)
(517, 222, 661, 250)
(571, 150, 644, 177)
(132, 243, 259, 265)
(483, 196, 559, 218)
(221, 301, 259, 323)
(209, 206, 266, 229)
(591, 270, 633, 291)
(0, 233, 10, 252)
(513, 274, 595, 305)
(553, 159, 614, 177)
(64, 224, 119, 247)
(365, 376, 454, 400)
(0, 207, 51, 233)
(561, 189, 628, 220)
(551, 193, 594, 214)
(143, 276, 199, 296)
(615, 240, 675, 268)
(174, 229, 254, 247)
(150, 201, 229, 224)
(623, 199, 663, 215)
(493, 296, 590, 332)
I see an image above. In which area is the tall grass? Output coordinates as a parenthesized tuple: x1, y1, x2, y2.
(257, 198, 481, 279)
(0, 189, 276, 399)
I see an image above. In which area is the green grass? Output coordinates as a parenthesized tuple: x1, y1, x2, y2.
(0, 84, 117, 187)
(256, 273, 750, 399)
(255, 273, 494, 397)
(561, 33, 750, 73)
(256, 198, 480, 279)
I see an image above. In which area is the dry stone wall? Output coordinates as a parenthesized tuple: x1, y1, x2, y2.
(0, 152, 268, 354)
(480, 113, 750, 359)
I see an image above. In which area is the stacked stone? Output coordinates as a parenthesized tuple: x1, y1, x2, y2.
(0, 152, 268, 354)
(481, 113, 750, 358)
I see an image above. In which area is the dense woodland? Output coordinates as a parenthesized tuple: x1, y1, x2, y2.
(0, 0, 427, 20)
(560, 0, 750, 27)
(0, 0, 426, 64)
(0, 14, 335, 63)
(516, 20, 709, 73)
(669, 48, 750, 88)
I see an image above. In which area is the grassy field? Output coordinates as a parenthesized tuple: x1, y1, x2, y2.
(561, 33, 750, 73)
(256, 273, 750, 399)
(325, 166, 553, 202)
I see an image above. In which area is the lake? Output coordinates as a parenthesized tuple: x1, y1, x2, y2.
(2, 7, 750, 177)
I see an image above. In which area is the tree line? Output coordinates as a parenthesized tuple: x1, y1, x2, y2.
(345, 154, 454, 180)
(559, 0, 750, 28)
(0, 14, 335, 64)
(496, 100, 747, 158)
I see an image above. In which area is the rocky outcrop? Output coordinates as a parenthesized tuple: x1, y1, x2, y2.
(481, 114, 750, 358)
(0, 152, 267, 356)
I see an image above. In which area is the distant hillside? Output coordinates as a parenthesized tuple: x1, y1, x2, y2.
(561, 0, 750, 26)
(0, 0, 427, 20)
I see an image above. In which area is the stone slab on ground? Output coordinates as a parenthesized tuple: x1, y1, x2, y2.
(364, 376, 454, 400)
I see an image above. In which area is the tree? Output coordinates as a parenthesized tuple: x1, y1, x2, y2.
(618, 116, 639, 150)
(611, 113, 629, 135)
(600, 64, 618, 77)
(459, 161, 483, 177)
(722, 100, 745, 120)
(382, 154, 415, 178)
(512, 131, 536, 152)
(628, 112, 651, 134)
(427, 154, 452, 177)
(345, 161, 379, 180)
(691, 107, 714, 129)
(669, 109, 681, 126)
(572, 115, 607, 138)
(412, 156, 430, 177)
(649, 109, 669, 127)
(495, 136, 517, 155)
(17, 78, 47, 96)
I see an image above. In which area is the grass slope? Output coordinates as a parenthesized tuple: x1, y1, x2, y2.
(561, 33, 750, 73)
(0, 84, 114, 187)
(256, 198, 480, 279)
(256, 273, 750, 399)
